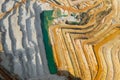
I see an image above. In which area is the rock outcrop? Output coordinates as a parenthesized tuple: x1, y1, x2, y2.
(0, 0, 52, 80)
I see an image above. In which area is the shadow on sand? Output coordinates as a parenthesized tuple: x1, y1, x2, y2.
(57, 70, 81, 80)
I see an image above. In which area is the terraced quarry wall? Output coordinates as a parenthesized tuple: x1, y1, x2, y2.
(47, 0, 120, 80)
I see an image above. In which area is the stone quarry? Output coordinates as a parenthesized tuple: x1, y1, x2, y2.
(0, 0, 120, 80)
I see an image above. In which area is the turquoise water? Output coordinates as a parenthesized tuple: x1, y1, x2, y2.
(40, 10, 57, 74)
